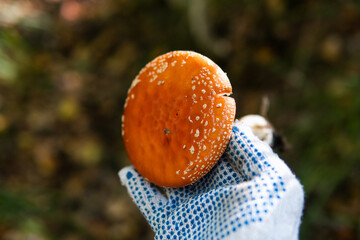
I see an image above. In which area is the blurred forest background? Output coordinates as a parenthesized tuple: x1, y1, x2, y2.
(0, 0, 359, 239)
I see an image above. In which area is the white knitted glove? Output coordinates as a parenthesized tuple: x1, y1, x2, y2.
(119, 120, 304, 240)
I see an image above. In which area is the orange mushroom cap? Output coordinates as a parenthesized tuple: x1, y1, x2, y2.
(122, 51, 236, 187)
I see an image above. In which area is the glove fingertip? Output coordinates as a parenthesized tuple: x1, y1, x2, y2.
(118, 166, 138, 186)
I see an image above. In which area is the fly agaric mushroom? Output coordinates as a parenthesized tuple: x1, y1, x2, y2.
(122, 51, 236, 187)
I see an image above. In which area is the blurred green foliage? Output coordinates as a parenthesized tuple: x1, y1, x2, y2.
(0, 0, 359, 239)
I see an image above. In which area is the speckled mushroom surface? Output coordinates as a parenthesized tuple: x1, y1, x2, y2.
(122, 51, 236, 187)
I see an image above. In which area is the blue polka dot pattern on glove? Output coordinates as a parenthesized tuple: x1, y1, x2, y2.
(119, 121, 304, 240)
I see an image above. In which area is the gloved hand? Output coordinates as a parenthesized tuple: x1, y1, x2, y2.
(119, 120, 304, 240)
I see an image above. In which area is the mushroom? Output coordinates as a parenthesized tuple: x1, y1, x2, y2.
(238, 114, 274, 146)
(122, 51, 236, 187)
(238, 114, 289, 152)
